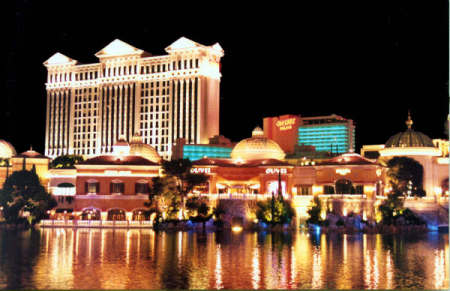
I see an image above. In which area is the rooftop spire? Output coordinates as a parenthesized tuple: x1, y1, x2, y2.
(405, 110, 413, 130)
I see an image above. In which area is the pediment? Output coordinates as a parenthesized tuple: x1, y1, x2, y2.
(44, 52, 77, 66)
(95, 39, 144, 58)
(165, 37, 203, 52)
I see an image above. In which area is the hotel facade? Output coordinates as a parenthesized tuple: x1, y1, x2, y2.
(44, 37, 223, 160)
(263, 114, 355, 155)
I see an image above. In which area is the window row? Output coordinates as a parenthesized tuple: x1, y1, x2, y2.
(74, 119, 97, 127)
(74, 141, 97, 148)
(76, 71, 99, 81)
(103, 65, 138, 77)
(74, 112, 97, 119)
(75, 88, 98, 93)
(141, 96, 169, 104)
(84, 181, 149, 195)
(141, 81, 170, 89)
(75, 103, 97, 110)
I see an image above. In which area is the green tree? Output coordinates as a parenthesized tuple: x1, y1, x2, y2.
(256, 196, 295, 224)
(387, 157, 425, 197)
(146, 176, 180, 220)
(306, 196, 324, 225)
(161, 159, 209, 219)
(0, 169, 56, 225)
(378, 185, 405, 225)
(50, 155, 84, 169)
(378, 185, 425, 225)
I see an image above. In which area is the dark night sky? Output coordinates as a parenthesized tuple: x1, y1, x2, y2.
(3, 1, 449, 154)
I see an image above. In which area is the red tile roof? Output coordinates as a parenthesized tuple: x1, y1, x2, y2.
(317, 153, 378, 166)
(192, 158, 291, 167)
(79, 155, 160, 166)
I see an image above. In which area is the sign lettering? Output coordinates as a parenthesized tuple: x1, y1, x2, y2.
(265, 168, 287, 175)
(190, 168, 211, 174)
(275, 118, 296, 131)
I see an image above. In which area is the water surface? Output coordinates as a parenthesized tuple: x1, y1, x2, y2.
(0, 228, 448, 289)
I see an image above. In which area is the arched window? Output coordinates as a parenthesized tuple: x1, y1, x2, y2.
(81, 208, 101, 220)
(107, 209, 126, 221)
(110, 180, 124, 194)
(132, 209, 150, 221)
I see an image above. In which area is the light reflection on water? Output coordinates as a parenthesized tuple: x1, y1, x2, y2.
(0, 228, 448, 289)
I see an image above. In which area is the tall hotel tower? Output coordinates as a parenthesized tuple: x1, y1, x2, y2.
(44, 37, 223, 159)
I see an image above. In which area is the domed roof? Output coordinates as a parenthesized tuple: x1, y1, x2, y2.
(15, 147, 49, 159)
(385, 112, 435, 148)
(230, 127, 286, 160)
(129, 132, 161, 163)
(0, 140, 16, 159)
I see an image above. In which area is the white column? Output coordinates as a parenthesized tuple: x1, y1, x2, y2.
(173, 80, 178, 140)
(190, 78, 195, 143)
(179, 79, 184, 138)
(114, 85, 119, 142)
(45, 91, 50, 156)
(185, 78, 190, 143)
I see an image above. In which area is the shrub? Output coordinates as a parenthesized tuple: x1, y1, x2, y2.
(256, 197, 295, 224)
(306, 196, 323, 225)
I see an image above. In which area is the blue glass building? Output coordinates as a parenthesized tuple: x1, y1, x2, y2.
(297, 115, 355, 154)
(182, 145, 232, 160)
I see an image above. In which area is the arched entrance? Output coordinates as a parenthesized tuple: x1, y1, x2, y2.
(107, 208, 126, 221)
(132, 209, 151, 221)
(335, 179, 354, 194)
(81, 207, 101, 220)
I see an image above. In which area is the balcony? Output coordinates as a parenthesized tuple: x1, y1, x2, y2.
(40, 219, 153, 228)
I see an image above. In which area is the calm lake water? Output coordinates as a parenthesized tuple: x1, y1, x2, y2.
(0, 228, 448, 290)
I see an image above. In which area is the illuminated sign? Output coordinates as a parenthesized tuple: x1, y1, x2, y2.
(275, 118, 297, 131)
(265, 168, 287, 175)
(335, 168, 351, 175)
(190, 167, 211, 174)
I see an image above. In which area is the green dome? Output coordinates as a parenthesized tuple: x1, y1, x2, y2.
(385, 112, 435, 148)
(385, 130, 435, 148)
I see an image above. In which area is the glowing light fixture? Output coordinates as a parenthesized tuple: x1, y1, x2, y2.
(232, 226, 243, 232)
(336, 168, 351, 175)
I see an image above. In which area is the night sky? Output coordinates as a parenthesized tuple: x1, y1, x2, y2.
(3, 1, 449, 154)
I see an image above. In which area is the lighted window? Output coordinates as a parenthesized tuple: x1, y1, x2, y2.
(295, 185, 312, 195)
(110, 181, 124, 194)
(323, 185, 335, 194)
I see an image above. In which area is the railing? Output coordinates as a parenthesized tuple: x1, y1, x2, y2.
(319, 194, 367, 199)
(40, 219, 153, 228)
(188, 193, 291, 200)
(189, 193, 371, 200)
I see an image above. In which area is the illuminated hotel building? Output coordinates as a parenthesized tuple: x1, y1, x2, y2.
(171, 135, 234, 161)
(298, 115, 355, 154)
(43, 37, 223, 160)
(264, 114, 355, 155)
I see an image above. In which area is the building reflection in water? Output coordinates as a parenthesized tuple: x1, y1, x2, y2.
(0, 228, 446, 290)
(251, 234, 260, 289)
(214, 244, 223, 289)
